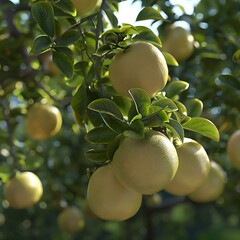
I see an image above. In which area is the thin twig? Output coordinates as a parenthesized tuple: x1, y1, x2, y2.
(94, 0, 106, 97)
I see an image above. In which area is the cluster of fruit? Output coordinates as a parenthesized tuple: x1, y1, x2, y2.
(86, 40, 226, 221)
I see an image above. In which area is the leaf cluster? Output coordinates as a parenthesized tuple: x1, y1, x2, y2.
(82, 85, 219, 163)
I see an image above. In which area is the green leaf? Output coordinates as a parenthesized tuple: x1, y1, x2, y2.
(53, 0, 76, 17)
(174, 100, 188, 116)
(100, 113, 128, 133)
(71, 83, 88, 125)
(185, 98, 203, 117)
(218, 74, 240, 90)
(133, 26, 162, 48)
(233, 49, 240, 64)
(123, 129, 144, 139)
(142, 107, 168, 127)
(88, 99, 123, 120)
(31, 2, 55, 37)
(52, 49, 74, 78)
(106, 134, 122, 161)
(136, 7, 166, 21)
(32, 35, 51, 54)
(162, 51, 179, 66)
(124, 119, 145, 139)
(112, 95, 132, 117)
(85, 148, 107, 163)
(101, 24, 138, 37)
(163, 119, 184, 142)
(128, 88, 151, 117)
(104, 8, 119, 27)
(87, 109, 104, 127)
(55, 47, 74, 62)
(95, 44, 113, 57)
(85, 127, 117, 144)
(165, 80, 189, 98)
(182, 117, 220, 141)
(152, 98, 178, 112)
(74, 61, 93, 77)
(56, 29, 81, 47)
(65, 74, 84, 87)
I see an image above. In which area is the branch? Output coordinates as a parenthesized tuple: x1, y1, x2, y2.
(94, 0, 106, 97)
(32, 79, 71, 107)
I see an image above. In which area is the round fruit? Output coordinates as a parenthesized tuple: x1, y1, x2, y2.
(87, 164, 142, 221)
(72, 0, 102, 16)
(109, 42, 169, 98)
(164, 138, 210, 196)
(112, 130, 179, 195)
(188, 161, 226, 203)
(4, 171, 43, 209)
(58, 206, 85, 234)
(227, 129, 240, 170)
(163, 25, 194, 61)
(25, 102, 62, 140)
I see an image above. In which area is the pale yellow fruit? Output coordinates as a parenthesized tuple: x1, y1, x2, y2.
(165, 138, 210, 196)
(109, 42, 169, 98)
(25, 103, 62, 140)
(227, 129, 240, 170)
(4, 171, 43, 209)
(87, 164, 142, 221)
(112, 130, 179, 195)
(163, 25, 194, 61)
(58, 206, 85, 234)
(188, 161, 226, 203)
(72, 0, 102, 16)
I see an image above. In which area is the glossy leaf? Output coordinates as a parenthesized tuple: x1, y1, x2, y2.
(136, 7, 166, 21)
(88, 99, 123, 120)
(104, 8, 119, 27)
(182, 117, 220, 141)
(32, 35, 51, 54)
(53, 0, 76, 17)
(85, 148, 107, 163)
(143, 108, 168, 127)
(106, 134, 123, 161)
(128, 88, 151, 117)
(162, 51, 179, 66)
(32, 2, 55, 37)
(71, 83, 88, 124)
(218, 74, 240, 90)
(100, 113, 128, 133)
(185, 98, 203, 117)
(165, 80, 189, 98)
(56, 29, 81, 47)
(152, 98, 178, 112)
(133, 26, 162, 48)
(163, 119, 184, 142)
(124, 119, 145, 139)
(55, 47, 74, 62)
(85, 127, 117, 144)
(52, 49, 74, 78)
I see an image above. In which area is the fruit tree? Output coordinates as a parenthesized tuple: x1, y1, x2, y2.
(0, 0, 240, 239)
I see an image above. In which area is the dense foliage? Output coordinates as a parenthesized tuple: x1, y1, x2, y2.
(0, 0, 240, 239)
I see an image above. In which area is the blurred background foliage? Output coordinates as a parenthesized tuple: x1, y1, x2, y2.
(0, 0, 240, 239)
